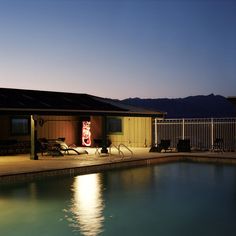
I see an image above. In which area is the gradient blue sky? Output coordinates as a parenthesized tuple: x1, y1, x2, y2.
(0, 0, 235, 99)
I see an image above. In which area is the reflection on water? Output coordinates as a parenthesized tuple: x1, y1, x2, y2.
(66, 173, 104, 236)
(1, 163, 236, 236)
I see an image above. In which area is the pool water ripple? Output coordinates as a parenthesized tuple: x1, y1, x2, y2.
(1, 162, 236, 236)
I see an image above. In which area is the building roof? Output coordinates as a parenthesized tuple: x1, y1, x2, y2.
(94, 96, 167, 116)
(0, 88, 164, 117)
(227, 97, 236, 106)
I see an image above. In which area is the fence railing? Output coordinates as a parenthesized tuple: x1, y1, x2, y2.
(154, 118, 236, 151)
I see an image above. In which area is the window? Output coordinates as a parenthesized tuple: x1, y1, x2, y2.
(107, 117, 123, 134)
(11, 117, 30, 135)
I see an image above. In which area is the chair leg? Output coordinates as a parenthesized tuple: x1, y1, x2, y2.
(95, 147, 100, 156)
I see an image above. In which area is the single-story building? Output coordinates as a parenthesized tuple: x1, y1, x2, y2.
(0, 88, 165, 159)
(227, 97, 236, 109)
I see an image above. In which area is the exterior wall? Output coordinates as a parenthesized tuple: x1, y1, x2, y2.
(0, 115, 80, 145)
(0, 115, 153, 148)
(108, 117, 152, 148)
(0, 115, 11, 140)
(0, 115, 30, 141)
(90, 116, 103, 146)
(37, 116, 80, 146)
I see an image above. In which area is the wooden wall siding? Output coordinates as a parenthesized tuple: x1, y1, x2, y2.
(0, 115, 30, 141)
(90, 116, 102, 146)
(0, 115, 152, 148)
(37, 116, 80, 145)
(0, 116, 10, 140)
(108, 117, 152, 148)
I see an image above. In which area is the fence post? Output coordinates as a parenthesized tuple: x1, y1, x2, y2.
(211, 118, 214, 149)
(182, 118, 185, 140)
(154, 118, 158, 147)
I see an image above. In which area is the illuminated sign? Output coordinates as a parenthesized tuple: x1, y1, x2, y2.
(82, 121, 91, 146)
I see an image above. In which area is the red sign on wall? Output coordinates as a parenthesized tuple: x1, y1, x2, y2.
(82, 121, 91, 146)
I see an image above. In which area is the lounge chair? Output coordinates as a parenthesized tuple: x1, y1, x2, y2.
(211, 138, 224, 152)
(149, 139, 171, 152)
(159, 139, 171, 152)
(56, 139, 88, 155)
(177, 139, 191, 152)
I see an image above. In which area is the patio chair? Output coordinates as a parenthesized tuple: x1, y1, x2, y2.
(212, 138, 224, 152)
(37, 138, 48, 156)
(149, 139, 171, 152)
(149, 139, 172, 152)
(38, 138, 63, 156)
(94, 138, 112, 155)
(56, 139, 88, 155)
(177, 139, 191, 152)
(159, 139, 171, 152)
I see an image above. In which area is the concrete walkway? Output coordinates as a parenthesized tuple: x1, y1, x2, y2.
(0, 147, 236, 183)
(0, 148, 159, 176)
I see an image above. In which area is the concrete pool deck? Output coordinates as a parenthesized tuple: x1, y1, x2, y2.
(1, 147, 236, 184)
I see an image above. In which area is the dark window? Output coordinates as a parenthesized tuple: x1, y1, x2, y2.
(11, 117, 30, 135)
(107, 117, 123, 134)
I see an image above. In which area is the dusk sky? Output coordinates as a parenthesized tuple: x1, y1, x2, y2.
(0, 0, 235, 99)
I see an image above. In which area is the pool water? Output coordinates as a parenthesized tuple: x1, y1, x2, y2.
(1, 162, 236, 236)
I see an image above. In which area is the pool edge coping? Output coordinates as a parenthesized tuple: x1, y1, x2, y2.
(1, 154, 236, 185)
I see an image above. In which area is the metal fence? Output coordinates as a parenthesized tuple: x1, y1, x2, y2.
(154, 118, 236, 151)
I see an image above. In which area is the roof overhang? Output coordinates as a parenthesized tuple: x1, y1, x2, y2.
(227, 97, 236, 106)
(0, 88, 166, 118)
(0, 108, 165, 118)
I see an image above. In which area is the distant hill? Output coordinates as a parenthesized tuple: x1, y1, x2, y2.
(121, 94, 236, 118)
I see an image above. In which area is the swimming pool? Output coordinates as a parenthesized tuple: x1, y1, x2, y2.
(1, 162, 236, 236)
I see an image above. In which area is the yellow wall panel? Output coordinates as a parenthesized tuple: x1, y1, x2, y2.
(108, 117, 152, 148)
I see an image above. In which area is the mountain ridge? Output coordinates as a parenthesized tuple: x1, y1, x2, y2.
(120, 94, 236, 118)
